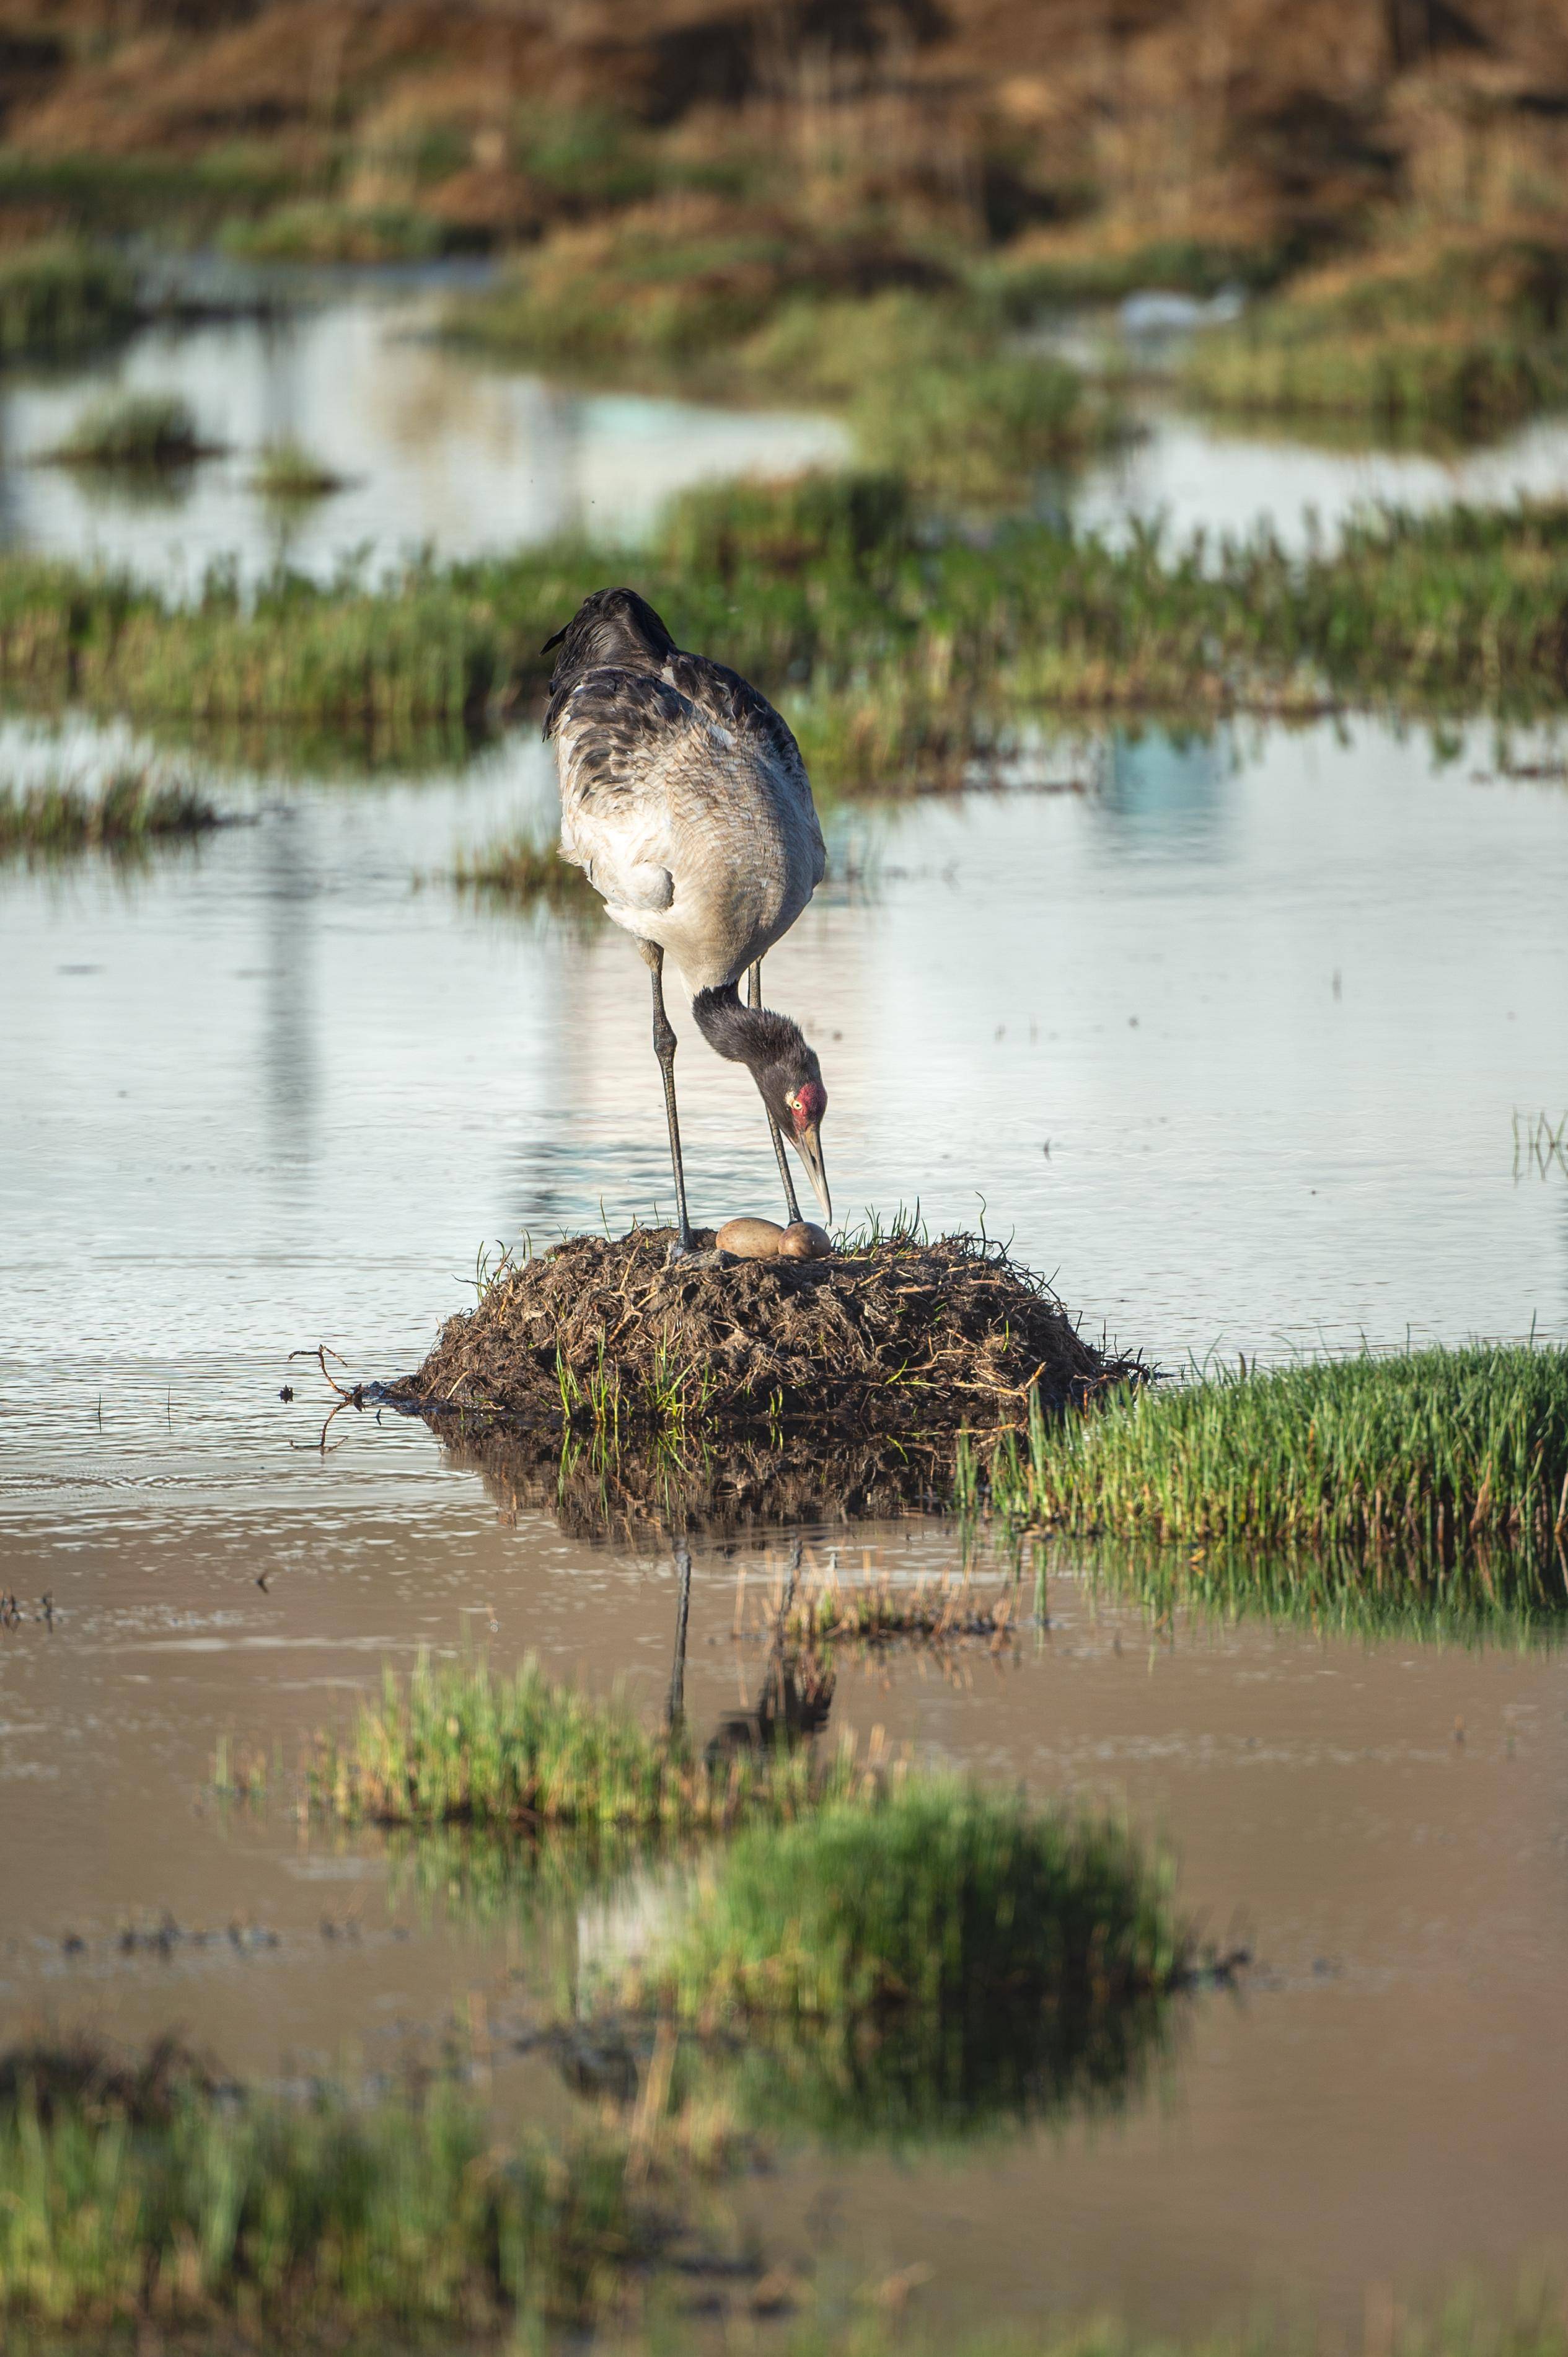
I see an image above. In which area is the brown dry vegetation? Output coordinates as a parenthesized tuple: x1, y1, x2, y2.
(4, 1, 1568, 268)
(392, 1225, 1134, 1444)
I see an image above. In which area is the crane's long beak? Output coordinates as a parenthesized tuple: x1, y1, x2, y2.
(795, 1121, 831, 1223)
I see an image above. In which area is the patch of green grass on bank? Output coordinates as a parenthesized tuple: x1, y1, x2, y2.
(1006, 1345, 1568, 1560)
(632, 1779, 1184, 2025)
(0, 237, 135, 358)
(0, 767, 219, 855)
(446, 231, 1124, 496)
(311, 1650, 852, 1833)
(452, 829, 599, 911)
(1185, 234, 1568, 434)
(12, 485, 1568, 747)
(0, 144, 297, 236)
(220, 200, 442, 265)
(0, 2042, 645, 2339)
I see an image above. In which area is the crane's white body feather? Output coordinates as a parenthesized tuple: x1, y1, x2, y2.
(552, 654, 826, 993)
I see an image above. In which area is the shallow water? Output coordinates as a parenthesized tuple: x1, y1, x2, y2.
(1073, 399, 1568, 554)
(3, 702, 1568, 2329)
(7, 288, 1568, 599)
(2, 1501, 1567, 2341)
(6, 294, 1568, 2342)
(0, 286, 850, 589)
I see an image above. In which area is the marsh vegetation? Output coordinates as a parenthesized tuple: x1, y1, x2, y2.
(0, 765, 219, 855)
(982, 1344, 1568, 1566)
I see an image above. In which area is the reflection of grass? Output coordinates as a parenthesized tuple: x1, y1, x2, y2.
(1001, 1346, 1568, 1562)
(310, 1650, 852, 1833)
(672, 1976, 1176, 2151)
(0, 2042, 647, 2337)
(1185, 235, 1568, 435)
(1066, 1536, 1568, 1650)
(0, 237, 135, 358)
(48, 391, 216, 469)
(0, 768, 219, 856)
(451, 829, 597, 911)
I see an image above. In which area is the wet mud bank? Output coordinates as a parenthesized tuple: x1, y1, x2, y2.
(388, 1226, 1141, 1448)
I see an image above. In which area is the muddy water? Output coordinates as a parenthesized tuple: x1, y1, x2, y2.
(4, 694, 1568, 2332)
(2, 1500, 1566, 2339)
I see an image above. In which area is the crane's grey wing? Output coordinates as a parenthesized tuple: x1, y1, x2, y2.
(666, 652, 827, 888)
(548, 668, 700, 917)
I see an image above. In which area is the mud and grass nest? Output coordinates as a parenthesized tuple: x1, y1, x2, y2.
(392, 1224, 1138, 1445)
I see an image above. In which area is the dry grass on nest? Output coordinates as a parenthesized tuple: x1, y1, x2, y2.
(393, 1225, 1137, 1442)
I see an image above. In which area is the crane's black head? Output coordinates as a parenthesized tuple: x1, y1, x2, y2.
(541, 588, 676, 731)
(692, 985, 830, 1222)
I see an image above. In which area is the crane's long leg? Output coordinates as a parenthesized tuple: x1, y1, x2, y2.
(644, 943, 694, 1253)
(749, 958, 802, 1224)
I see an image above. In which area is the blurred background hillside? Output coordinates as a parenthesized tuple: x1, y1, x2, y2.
(3, 0, 1567, 275)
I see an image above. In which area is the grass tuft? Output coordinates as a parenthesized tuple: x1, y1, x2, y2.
(219, 200, 441, 264)
(630, 1778, 1184, 2026)
(47, 391, 218, 470)
(309, 1649, 855, 1833)
(0, 237, 136, 358)
(1012, 1344, 1568, 1561)
(0, 767, 220, 855)
(1184, 234, 1568, 436)
(451, 828, 599, 910)
(0, 2043, 645, 2335)
(249, 436, 349, 502)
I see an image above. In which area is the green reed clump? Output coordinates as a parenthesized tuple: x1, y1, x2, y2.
(1018, 1345, 1568, 1558)
(0, 767, 219, 854)
(249, 436, 348, 501)
(220, 199, 441, 263)
(0, 2049, 641, 2336)
(0, 237, 136, 358)
(452, 829, 599, 909)
(1185, 234, 1568, 435)
(634, 1779, 1184, 2027)
(311, 1650, 850, 1831)
(49, 390, 214, 469)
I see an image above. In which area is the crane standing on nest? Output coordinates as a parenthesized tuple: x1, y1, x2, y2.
(542, 587, 832, 1255)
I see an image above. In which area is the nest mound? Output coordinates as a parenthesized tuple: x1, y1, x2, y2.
(393, 1227, 1134, 1443)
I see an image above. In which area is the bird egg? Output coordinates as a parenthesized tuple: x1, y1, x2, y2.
(715, 1217, 785, 1259)
(779, 1222, 833, 1259)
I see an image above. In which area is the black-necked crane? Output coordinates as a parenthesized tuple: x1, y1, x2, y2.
(542, 586, 831, 1253)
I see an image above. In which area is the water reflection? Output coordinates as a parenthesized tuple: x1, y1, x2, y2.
(0, 291, 850, 591)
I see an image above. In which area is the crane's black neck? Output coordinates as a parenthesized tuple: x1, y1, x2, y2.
(690, 983, 805, 1078)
